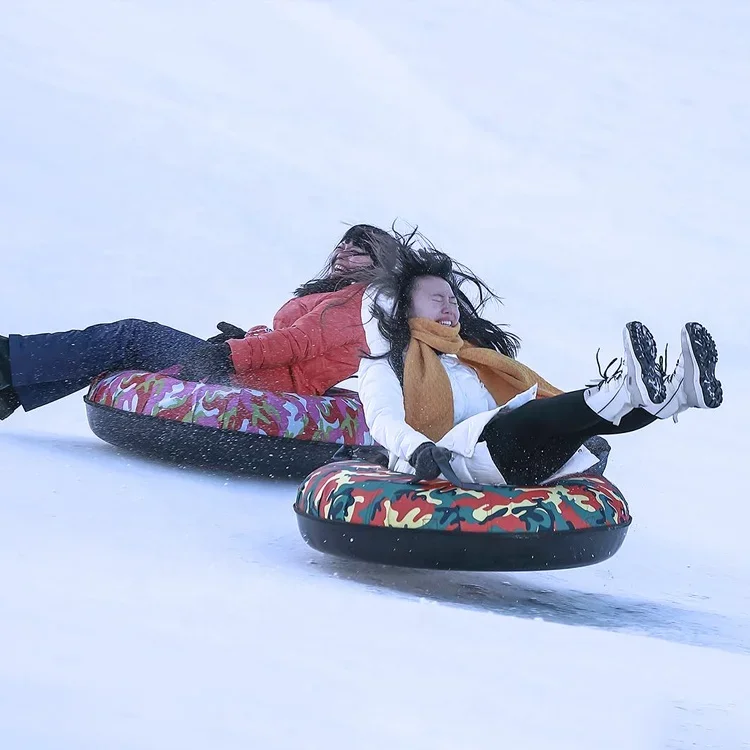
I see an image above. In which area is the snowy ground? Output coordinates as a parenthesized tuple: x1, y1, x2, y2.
(2, 1, 749, 748)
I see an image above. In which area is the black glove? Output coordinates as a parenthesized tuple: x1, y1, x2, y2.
(409, 442, 453, 481)
(206, 321, 247, 344)
(179, 342, 235, 383)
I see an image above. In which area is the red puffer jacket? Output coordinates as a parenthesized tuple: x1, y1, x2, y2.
(227, 284, 369, 395)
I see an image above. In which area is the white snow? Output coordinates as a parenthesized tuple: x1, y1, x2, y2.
(1, 1, 749, 748)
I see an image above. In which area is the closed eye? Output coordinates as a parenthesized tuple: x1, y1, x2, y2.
(433, 296, 458, 307)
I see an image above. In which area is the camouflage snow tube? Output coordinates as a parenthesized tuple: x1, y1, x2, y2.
(295, 461, 631, 571)
(85, 370, 375, 478)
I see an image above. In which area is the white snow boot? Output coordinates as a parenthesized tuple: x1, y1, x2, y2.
(583, 321, 666, 425)
(648, 322, 723, 421)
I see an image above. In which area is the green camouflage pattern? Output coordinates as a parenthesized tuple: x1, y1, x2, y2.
(295, 461, 630, 533)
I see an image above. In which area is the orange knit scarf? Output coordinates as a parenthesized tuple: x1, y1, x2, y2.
(402, 317, 563, 441)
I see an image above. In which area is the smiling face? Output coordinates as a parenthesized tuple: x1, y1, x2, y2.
(409, 275, 459, 327)
(331, 241, 375, 275)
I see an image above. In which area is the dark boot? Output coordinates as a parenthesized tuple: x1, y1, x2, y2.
(0, 336, 21, 420)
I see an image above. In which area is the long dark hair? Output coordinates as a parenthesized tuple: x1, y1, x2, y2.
(366, 230, 521, 381)
(293, 224, 401, 298)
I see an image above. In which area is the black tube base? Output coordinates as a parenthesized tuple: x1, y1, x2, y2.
(86, 398, 348, 479)
(295, 510, 630, 571)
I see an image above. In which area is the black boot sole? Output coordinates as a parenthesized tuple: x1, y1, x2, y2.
(625, 321, 666, 404)
(0, 335, 12, 390)
(0, 386, 20, 420)
(0, 335, 20, 420)
(684, 322, 723, 409)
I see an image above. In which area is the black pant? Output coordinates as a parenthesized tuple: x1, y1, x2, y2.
(9, 319, 204, 410)
(479, 390, 656, 485)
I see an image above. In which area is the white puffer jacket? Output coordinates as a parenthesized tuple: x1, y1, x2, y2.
(357, 288, 597, 484)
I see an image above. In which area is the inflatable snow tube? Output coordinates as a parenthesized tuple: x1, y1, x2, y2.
(85, 370, 375, 478)
(295, 461, 631, 571)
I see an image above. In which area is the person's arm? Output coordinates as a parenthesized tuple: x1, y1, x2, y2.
(228, 289, 361, 374)
(357, 289, 431, 463)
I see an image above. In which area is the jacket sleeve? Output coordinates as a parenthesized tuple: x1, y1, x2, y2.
(357, 288, 431, 463)
(228, 290, 360, 373)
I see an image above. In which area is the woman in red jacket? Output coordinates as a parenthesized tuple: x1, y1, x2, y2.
(0, 224, 398, 420)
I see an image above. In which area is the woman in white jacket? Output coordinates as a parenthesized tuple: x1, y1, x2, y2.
(357, 243, 723, 486)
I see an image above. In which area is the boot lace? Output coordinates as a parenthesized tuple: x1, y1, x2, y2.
(658, 343, 680, 385)
(657, 342, 684, 423)
(586, 349, 624, 389)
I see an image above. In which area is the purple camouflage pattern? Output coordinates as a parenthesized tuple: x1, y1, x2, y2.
(87, 370, 373, 446)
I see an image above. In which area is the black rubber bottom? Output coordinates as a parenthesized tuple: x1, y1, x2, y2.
(295, 511, 631, 571)
(85, 398, 358, 479)
(684, 322, 723, 408)
(626, 321, 666, 403)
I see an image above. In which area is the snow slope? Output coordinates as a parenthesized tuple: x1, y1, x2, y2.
(1, 1, 749, 747)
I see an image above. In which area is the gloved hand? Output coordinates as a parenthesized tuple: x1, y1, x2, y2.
(409, 441, 453, 481)
(179, 342, 235, 383)
(206, 321, 247, 344)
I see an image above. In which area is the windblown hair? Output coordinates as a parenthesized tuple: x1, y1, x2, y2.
(293, 224, 401, 298)
(366, 230, 521, 381)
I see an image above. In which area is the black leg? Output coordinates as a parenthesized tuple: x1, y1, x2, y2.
(480, 391, 657, 485)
